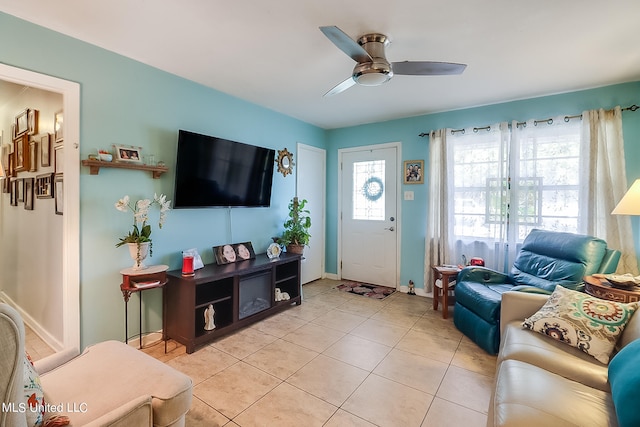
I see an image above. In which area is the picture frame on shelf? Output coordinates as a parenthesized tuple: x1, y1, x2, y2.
(36, 173, 54, 199)
(15, 109, 28, 137)
(27, 109, 38, 135)
(40, 133, 51, 167)
(13, 135, 29, 173)
(54, 174, 63, 215)
(54, 145, 64, 174)
(114, 145, 142, 163)
(213, 242, 256, 265)
(403, 160, 424, 184)
(54, 110, 63, 143)
(213, 244, 237, 265)
(24, 177, 34, 210)
(234, 242, 256, 261)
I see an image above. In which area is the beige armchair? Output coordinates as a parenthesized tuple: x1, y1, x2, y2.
(1, 303, 192, 426)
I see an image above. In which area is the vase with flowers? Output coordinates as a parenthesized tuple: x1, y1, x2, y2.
(115, 193, 171, 270)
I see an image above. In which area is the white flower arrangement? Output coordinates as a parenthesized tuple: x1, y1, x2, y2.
(115, 193, 171, 257)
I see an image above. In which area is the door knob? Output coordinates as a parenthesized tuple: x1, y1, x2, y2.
(384, 226, 395, 231)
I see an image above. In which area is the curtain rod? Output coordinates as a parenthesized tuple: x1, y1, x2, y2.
(418, 103, 639, 137)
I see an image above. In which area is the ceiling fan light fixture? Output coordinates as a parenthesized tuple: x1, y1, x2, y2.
(319, 25, 467, 96)
(353, 61, 393, 86)
(354, 70, 392, 86)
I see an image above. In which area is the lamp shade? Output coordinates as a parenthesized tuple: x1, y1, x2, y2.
(612, 179, 640, 215)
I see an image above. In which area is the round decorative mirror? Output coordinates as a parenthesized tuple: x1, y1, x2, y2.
(276, 148, 295, 177)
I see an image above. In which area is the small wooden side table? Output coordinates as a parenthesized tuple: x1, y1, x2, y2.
(120, 264, 169, 348)
(584, 275, 640, 303)
(432, 265, 461, 319)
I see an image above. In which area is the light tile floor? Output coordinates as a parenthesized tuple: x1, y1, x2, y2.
(24, 279, 497, 426)
(143, 279, 497, 427)
(25, 324, 56, 361)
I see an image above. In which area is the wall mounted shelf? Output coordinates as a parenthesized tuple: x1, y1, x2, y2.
(81, 159, 168, 179)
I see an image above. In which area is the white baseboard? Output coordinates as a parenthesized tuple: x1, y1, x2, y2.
(397, 286, 429, 298)
(323, 272, 340, 280)
(0, 291, 64, 352)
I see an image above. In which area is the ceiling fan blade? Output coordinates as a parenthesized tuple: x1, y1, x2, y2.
(320, 26, 372, 63)
(323, 77, 356, 97)
(392, 61, 467, 76)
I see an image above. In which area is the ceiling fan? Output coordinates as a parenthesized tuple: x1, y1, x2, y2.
(320, 26, 466, 96)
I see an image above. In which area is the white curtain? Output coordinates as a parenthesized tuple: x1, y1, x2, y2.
(424, 109, 637, 289)
(509, 115, 583, 265)
(448, 123, 511, 271)
(581, 107, 639, 274)
(424, 129, 450, 293)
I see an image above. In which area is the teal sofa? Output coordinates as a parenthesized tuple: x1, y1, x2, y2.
(453, 229, 621, 354)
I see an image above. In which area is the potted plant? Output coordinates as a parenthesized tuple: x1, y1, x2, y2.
(115, 193, 171, 269)
(279, 197, 311, 255)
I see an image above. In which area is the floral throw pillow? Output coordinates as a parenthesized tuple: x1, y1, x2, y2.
(24, 351, 45, 427)
(523, 285, 638, 364)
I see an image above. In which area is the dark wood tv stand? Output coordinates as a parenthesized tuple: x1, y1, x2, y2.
(164, 253, 301, 353)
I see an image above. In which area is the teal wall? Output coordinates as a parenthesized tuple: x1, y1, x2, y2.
(2, 11, 639, 348)
(326, 82, 640, 289)
(0, 12, 326, 348)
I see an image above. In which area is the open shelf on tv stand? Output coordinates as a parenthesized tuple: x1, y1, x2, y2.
(164, 252, 302, 354)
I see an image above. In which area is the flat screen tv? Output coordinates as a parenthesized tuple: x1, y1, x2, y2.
(173, 130, 275, 208)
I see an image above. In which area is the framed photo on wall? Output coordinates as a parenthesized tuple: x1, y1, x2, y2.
(54, 174, 63, 215)
(13, 134, 30, 173)
(15, 109, 29, 137)
(54, 145, 64, 174)
(40, 133, 51, 167)
(54, 110, 64, 143)
(10, 180, 18, 206)
(29, 140, 37, 172)
(403, 160, 424, 184)
(28, 109, 39, 135)
(24, 177, 34, 210)
(36, 173, 54, 199)
(16, 178, 24, 203)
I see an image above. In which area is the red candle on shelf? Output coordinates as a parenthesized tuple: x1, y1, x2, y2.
(182, 255, 194, 277)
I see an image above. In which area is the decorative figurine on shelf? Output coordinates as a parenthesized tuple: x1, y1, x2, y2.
(267, 242, 282, 260)
(275, 288, 290, 302)
(204, 304, 216, 331)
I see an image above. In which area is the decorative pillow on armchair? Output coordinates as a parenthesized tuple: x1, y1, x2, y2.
(24, 351, 45, 427)
(523, 285, 638, 364)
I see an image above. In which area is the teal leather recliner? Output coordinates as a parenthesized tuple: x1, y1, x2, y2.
(453, 229, 621, 355)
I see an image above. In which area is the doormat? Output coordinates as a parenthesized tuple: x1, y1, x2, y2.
(336, 281, 396, 300)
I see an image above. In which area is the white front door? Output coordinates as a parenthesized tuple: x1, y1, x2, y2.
(340, 145, 398, 287)
(296, 143, 326, 284)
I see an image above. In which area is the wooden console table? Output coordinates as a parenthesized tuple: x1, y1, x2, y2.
(164, 253, 301, 353)
(120, 264, 169, 348)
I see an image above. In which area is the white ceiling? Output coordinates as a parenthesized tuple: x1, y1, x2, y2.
(2, 0, 640, 129)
